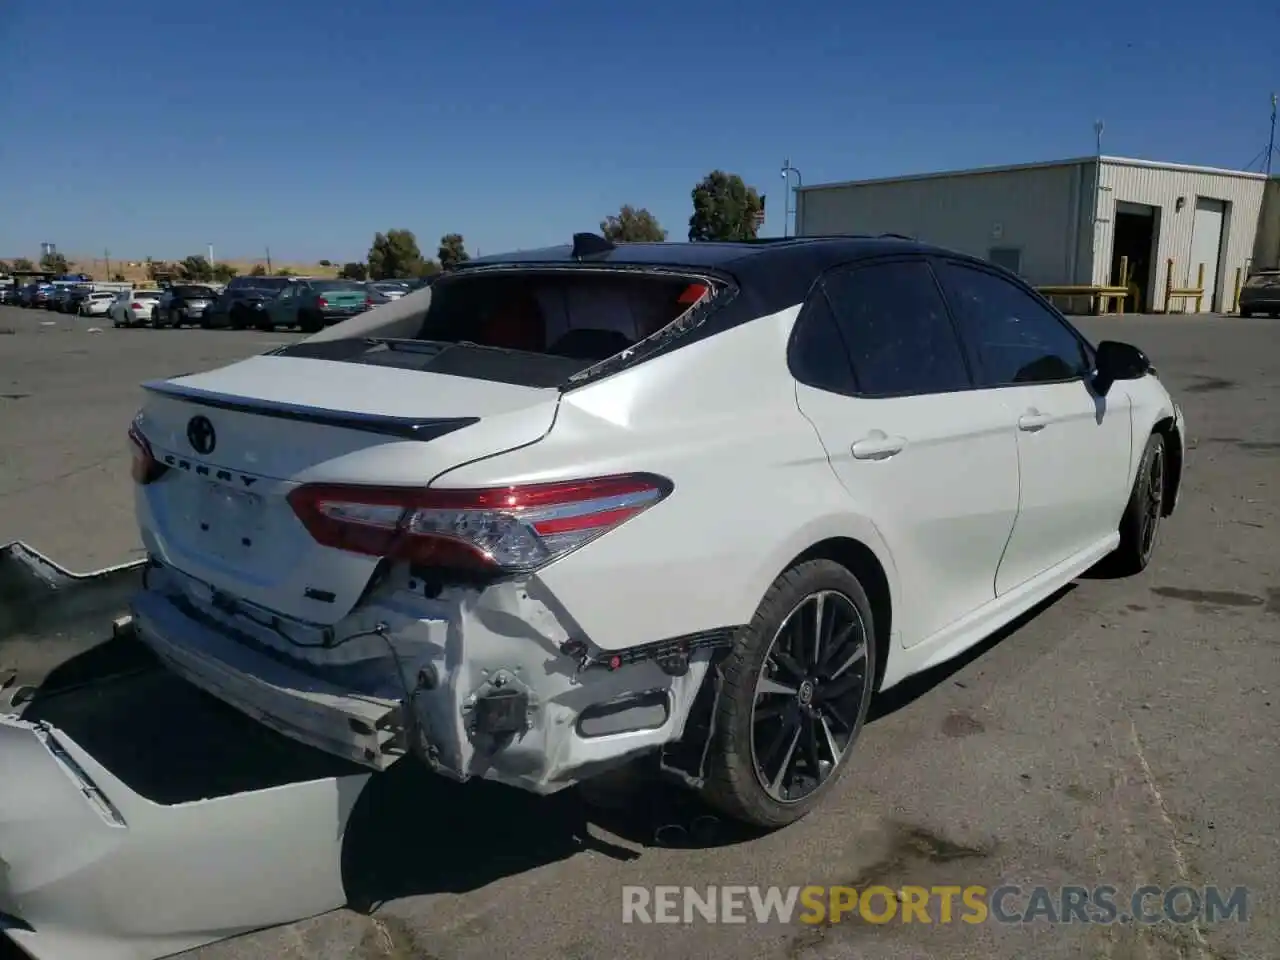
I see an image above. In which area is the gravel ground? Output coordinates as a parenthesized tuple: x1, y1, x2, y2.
(1, 305, 1277, 960)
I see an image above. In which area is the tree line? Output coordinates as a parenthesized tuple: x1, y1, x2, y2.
(1, 169, 768, 284)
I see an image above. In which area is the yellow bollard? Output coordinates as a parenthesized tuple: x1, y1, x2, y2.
(1164, 258, 1175, 313)
(1232, 267, 1242, 314)
(1194, 263, 1205, 313)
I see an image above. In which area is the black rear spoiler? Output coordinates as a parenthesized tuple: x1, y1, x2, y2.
(140, 380, 478, 441)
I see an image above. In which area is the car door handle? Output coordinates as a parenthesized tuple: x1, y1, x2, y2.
(1018, 411, 1052, 432)
(851, 432, 907, 460)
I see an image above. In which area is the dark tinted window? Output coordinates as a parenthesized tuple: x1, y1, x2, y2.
(789, 292, 858, 394)
(937, 261, 1091, 387)
(822, 260, 971, 396)
(174, 285, 215, 299)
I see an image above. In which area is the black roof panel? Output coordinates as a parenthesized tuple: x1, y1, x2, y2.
(460, 235, 935, 273)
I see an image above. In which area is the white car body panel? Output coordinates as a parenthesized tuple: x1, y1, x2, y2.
(135, 356, 560, 624)
(795, 381, 1020, 648)
(992, 379, 1133, 595)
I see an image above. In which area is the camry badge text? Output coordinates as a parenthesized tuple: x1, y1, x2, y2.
(161, 454, 258, 488)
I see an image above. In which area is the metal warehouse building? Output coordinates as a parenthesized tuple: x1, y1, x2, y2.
(796, 156, 1277, 313)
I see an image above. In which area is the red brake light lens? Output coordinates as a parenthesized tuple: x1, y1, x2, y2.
(128, 421, 168, 485)
(287, 473, 672, 574)
(318, 297, 329, 308)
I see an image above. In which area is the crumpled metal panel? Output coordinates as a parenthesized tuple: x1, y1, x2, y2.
(0, 543, 373, 960)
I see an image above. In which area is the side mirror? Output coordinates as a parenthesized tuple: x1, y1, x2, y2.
(1093, 340, 1151, 396)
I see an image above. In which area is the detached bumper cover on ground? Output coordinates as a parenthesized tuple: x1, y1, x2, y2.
(0, 715, 369, 960)
(0, 542, 371, 960)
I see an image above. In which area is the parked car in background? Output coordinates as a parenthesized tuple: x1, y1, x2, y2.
(367, 280, 410, 301)
(122, 234, 1184, 829)
(48, 286, 75, 312)
(78, 291, 118, 317)
(152, 285, 218, 328)
(109, 289, 163, 328)
(64, 286, 94, 314)
(259, 278, 371, 332)
(1238, 269, 1280, 318)
(203, 276, 291, 329)
(0, 286, 16, 305)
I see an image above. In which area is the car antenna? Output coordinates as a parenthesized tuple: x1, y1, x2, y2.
(571, 232, 616, 260)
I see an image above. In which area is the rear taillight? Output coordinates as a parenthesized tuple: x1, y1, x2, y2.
(365, 296, 374, 307)
(128, 421, 168, 485)
(318, 297, 329, 308)
(287, 473, 672, 574)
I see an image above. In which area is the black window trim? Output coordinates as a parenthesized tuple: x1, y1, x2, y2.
(787, 253, 979, 401)
(928, 254, 1098, 391)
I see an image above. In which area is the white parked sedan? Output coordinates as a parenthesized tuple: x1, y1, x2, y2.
(122, 233, 1184, 830)
(77, 291, 118, 317)
(108, 289, 162, 327)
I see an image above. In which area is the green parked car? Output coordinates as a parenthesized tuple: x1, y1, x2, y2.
(259, 278, 373, 332)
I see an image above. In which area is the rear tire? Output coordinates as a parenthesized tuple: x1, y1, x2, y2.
(1106, 431, 1166, 576)
(701, 559, 876, 829)
(299, 310, 323, 334)
(1240, 308, 1252, 318)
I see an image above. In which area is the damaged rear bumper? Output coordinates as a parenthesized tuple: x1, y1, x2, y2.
(131, 561, 718, 794)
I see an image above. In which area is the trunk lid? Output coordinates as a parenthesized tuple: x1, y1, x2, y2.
(315, 289, 367, 311)
(134, 353, 561, 624)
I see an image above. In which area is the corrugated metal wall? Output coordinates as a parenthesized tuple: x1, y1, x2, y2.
(1093, 160, 1267, 310)
(1253, 178, 1280, 271)
(796, 163, 1089, 286)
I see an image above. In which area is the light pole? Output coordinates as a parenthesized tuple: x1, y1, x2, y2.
(780, 159, 803, 238)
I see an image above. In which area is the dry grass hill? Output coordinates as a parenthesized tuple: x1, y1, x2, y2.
(7, 255, 341, 283)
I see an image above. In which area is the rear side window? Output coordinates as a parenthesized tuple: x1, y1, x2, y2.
(821, 260, 972, 396)
(276, 270, 714, 387)
(789, 292, 858, 395)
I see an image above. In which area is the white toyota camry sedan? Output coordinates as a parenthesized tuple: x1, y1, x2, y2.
(123, 233, 1185, 829)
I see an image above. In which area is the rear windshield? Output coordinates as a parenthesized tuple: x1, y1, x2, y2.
(174, 285, 215, 298)
(276, 269, 714, 388)
(1245, 271, 1280, 287)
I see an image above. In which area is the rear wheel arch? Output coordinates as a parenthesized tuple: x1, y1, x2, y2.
(782, 537, 892, 693)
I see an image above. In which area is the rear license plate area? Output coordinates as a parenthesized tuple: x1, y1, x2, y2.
(194, 480, 266, 560)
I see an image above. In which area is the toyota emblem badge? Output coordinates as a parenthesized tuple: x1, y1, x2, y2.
(186, 415, 217, 455)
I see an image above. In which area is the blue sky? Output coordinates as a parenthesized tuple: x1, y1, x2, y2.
(1, 0, 1275, 266)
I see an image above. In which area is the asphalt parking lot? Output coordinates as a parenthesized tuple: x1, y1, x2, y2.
(1, 304, 1278, 960)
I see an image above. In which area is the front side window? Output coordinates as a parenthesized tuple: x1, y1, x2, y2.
(821, 259, 972, 396)
(936, 260, 1091, 387)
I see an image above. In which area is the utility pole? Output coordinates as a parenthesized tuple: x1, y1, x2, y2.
(104, 248, 111, 280)
(1267, 92, 1277, 177)
(265, 246, 272, 273)
(208, 242, 214, 266)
